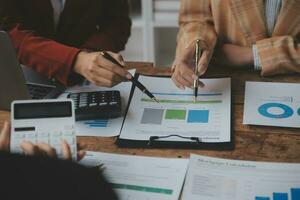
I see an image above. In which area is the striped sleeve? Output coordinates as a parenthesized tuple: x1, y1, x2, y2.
(175, 0, 217, 59)
(257, 35, 300, 76)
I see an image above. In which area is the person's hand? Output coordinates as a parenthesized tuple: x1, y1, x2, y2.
(74, 51, 132, 87)
(20, 141, 86, 161)
(0, 121, 11, 151)
(0, 121, 85, 161)
(172, 41, 209, 90)
(213, 44, 254, 67)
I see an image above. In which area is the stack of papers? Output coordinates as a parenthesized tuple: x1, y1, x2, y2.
(80, 152, 300, 200)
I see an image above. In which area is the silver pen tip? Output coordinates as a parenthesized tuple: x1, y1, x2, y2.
(193, 96, 197, 103)
(152, 97, 160, 103)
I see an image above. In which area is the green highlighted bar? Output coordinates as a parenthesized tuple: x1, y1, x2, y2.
(141, 98, 222, 104)
(111, 183, 173, 195)
(165, 109, 186, 120)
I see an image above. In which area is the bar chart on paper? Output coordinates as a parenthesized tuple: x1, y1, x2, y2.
(140, 92, 222, 124)
(82, 120, 110, 128)
(80, 152, 189, 200)
(120, 76, 231, 143)
(182, 155, 300, 200)
(140, 92, 221, 125)
(75, 118, 125, 137)
(255, 188, 300, 200)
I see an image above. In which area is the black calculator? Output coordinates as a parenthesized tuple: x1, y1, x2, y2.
(67, 90, 122, 121)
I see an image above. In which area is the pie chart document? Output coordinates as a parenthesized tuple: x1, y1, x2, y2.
(243, 81, 300, 128)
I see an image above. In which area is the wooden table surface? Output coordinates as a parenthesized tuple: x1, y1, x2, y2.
(1, 62, 300, 163)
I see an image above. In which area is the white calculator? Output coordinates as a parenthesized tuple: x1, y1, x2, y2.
(11, 99, 77, 160)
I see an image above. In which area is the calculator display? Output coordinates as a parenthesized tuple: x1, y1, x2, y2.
(14, 102, 72, 119)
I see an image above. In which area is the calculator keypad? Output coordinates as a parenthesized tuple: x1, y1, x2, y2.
(11, 129, 77, 160)
(70, 91, 120, 109)
(68, 91, 122, 121)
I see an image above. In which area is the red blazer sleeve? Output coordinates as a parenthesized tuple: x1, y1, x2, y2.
(0, 0, 82, 86)
(8, 26, 81, 86)
(81, 0, 131, 52)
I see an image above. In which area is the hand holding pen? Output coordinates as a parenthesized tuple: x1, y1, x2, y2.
(74, 51, 132, 88)
(171, 40, 210, 90)
(100, 51, 159, 103)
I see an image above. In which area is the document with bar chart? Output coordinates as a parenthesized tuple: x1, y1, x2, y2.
(119, 76, 231, 147)
(80, 151, 188, 200)
(182, 154, 300, 200)
(243, 82, 300, 128)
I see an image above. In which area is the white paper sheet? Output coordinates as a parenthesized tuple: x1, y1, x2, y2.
(79, 151, 189, 200)
(120, 76, 231, 143)
(59, 70, 135, 137)
(182, 154, 300, 200)
(243, 81, 300, 128)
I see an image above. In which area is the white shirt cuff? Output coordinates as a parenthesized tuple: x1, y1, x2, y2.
(252, 45, 262, 71)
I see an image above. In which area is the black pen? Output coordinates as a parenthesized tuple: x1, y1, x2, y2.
(100, 51, 159, 103)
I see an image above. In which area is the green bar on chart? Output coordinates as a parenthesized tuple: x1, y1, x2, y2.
(111, 183, 173, 195)
(165, 109, 186, 120)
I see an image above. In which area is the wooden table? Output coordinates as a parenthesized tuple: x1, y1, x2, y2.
(1, 62, 300, 163)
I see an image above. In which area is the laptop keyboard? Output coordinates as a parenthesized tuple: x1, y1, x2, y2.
(27, 84, 54, 99)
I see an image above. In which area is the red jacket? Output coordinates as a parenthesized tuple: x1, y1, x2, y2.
(0, 0, 131, 86)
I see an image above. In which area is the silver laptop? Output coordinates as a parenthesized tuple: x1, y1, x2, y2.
(0, 31, 64, 110)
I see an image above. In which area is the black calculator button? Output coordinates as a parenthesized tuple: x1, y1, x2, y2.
(68, 90, 121, 120)
(70, 95, 77, 99)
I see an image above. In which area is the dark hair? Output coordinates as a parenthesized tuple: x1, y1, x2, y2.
(0, 152, 118, 200)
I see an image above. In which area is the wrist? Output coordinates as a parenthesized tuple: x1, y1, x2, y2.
(245, 47, 254, 66)
(73, 51, 90, 75)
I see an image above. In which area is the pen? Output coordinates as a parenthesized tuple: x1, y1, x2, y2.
(193, 39, 202, 102)
(100, 51, 159, 103)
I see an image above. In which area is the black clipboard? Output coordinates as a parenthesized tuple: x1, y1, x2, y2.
(117, 74, 234, 151)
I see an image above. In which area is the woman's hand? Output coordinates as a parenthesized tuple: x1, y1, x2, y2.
(0, 121, 85, 161)
(74, 51, 132, 87)
(172, 41, 209, 90)
(20, 141, 86, 161)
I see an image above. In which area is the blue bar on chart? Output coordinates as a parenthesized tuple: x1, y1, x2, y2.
(187, 110, 209, 123)
(255, 197, 270, 200)
(84, 120, 109, 128)
(273, 193, 288, 200)
(291, 188, 300, 200)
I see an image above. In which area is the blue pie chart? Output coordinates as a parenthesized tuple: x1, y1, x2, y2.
(258, 103, 294, 119)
